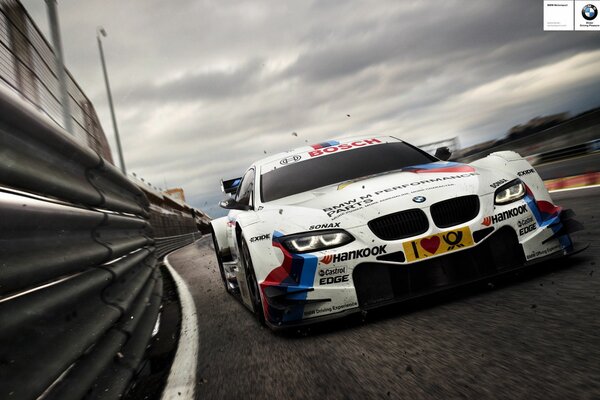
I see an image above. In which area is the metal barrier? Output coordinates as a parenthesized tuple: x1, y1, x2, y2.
(0, 83, 187, 399)
(459, 109, 600, 163)
(0, 2, 207, 396)
(0, 0, 113, 162)
(150, 208, 199, 238)
(155, 232, 203, 259)
(532, 139, 600, 165)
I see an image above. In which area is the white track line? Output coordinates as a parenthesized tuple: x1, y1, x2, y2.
(549, 183, 600, 193)
(161, 251, 199, 400)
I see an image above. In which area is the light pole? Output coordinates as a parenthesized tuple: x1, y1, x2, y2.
(45, 0, 73, 134)
(97, 26, 126, 175)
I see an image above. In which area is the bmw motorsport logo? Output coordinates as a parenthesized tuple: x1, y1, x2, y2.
(583, 4, 597, 20)
(412, 196, 426, 203)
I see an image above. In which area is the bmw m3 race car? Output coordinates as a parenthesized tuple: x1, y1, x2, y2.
(210, 135, 582, 329)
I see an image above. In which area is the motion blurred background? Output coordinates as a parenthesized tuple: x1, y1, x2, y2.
(19, 0, 600, 216)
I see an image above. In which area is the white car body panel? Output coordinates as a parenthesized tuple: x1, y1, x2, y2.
(212, 135, 577, 328)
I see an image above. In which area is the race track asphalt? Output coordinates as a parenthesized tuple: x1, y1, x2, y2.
(167, 186, 600, 400)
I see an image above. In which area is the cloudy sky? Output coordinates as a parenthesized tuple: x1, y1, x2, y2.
(21, 0, 600, 217)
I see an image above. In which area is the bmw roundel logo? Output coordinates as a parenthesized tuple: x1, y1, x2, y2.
(412, 196, 426, 203)
(583, 4, 597, 20)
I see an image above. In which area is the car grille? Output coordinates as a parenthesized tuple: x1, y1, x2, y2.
(368, 209, 428, 240)
(430, 195, 480, 228)
(353, 227, 524, 308)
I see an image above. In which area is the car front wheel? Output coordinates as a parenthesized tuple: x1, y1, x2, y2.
(211, 229, 232, 293)
(240, 237, 265, 325)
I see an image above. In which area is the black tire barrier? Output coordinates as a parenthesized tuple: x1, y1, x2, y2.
(0, 86, 200, 399)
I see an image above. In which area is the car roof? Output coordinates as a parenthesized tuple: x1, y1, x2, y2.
(257, 135, 403, 174)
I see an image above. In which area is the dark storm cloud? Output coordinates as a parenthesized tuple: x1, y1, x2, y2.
(287, 0, 594, 85)
(115, 58, 265, 103)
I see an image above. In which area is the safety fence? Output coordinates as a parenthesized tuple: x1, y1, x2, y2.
(156, 232, 203, 259)
(528, 139, 600, 165)
(0, 83, 194, 399)
(459, 108, 600, 163)
(0, 0, 112, 161)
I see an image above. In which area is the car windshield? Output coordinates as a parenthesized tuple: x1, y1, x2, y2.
(261, 142, 437, 202)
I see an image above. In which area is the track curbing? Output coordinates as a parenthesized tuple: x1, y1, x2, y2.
(160, 249, 199, 400)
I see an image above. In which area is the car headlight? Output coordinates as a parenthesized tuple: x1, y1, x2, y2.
(281, 230, 354, 253)
(494, 179, 525, 205)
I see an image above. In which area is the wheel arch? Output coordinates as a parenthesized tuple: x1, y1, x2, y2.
(471, 150, 552, 202)
(234, 221, 281, 285)
(210, 216, 230, 257)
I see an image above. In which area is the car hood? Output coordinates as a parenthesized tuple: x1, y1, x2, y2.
(263, 162, 515, 231)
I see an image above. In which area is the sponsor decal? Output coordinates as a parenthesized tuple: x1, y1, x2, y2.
(482, 204, 528, 226)
(324, 195, 375, 218)
(372, 173, 479, 195)
(279, 155, 301, 165)
(526, 244, 561, 260)
(332, 245, 387, 262)
(412, 196, 426, 203)
(517, 216, 535, 228)
(336, 162, 474, 190)
(332, 301, 358, 311)
(403, 226, 474, 262)
(519, 223, 537, 236)
(518, 169, 535, 177)
(304, 301, 358, 317)
(490, 178, 508, 189)
(319, 274, 349, 285)
(309, 222, 341, 230)
(337, 181, 355, 190)
(318, 266, 347, 277)
(250, 233, 271, 242)
(308, 138, 382, 157)
(320, 255, 333, 265)
(517, 216, 537, 236)
(323, 172, 479, 220)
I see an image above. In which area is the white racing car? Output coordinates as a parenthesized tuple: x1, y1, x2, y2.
(210, 135, 582, 329)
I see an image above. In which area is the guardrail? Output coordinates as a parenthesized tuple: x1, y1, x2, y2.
(459, 109, 600, 163)
(0, 84, 193, 399)
(0, 0, 113, 161)
(528, 139, 600, 165)
(156, 232, 203, 259)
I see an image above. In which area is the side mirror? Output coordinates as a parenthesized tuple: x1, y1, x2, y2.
(435, 146, 452, 161)
(219, 197, 252, 211)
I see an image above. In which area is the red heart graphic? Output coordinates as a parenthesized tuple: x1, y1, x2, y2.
(420, 236, 440, 254)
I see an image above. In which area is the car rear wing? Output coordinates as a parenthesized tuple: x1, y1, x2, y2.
(221, 177, 241, 195)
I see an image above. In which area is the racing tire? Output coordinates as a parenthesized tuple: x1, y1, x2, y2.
(241, 237, 266, 325)
(211, 229, 231, 293)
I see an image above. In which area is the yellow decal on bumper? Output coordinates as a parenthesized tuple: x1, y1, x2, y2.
(403, 226, 474, 262)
